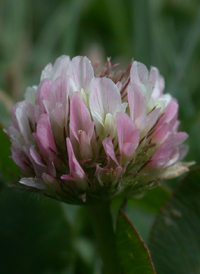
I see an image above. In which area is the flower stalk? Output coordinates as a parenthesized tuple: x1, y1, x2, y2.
(86, 202, 120, 274)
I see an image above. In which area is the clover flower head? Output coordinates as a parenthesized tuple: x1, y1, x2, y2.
(6, 55, 194, 204)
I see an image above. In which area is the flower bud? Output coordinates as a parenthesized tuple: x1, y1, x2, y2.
(6, 56, 194, 204)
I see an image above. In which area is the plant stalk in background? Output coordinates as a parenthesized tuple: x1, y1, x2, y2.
(86, 202, 120, 274)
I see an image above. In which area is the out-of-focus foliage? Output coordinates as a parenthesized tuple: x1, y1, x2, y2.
(0, 0, 199, 273)
(0, 188, 73, 274)
(149, 168, 200, 274)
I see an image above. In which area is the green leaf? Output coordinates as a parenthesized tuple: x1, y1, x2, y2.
(0, 187, 74, 274)
(116, 210, 156, 274)
(112, 185, 170, 244)
(130, 184, 171, 214)
(149, 168, 200, 274)
(112, 184, 170, 216)
(125, 206, 155, 244)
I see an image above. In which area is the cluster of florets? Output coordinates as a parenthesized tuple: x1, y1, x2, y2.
(6, 56, 193, 204)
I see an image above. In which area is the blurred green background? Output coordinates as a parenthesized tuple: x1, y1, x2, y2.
(0, 0, 199, 273)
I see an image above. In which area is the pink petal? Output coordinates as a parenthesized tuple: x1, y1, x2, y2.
(23, 145, 46, 176)
(35, 79, 53, 112)
(34, 114, 57, 160)
(175, 132, 188, 145)
(48, 75, 70, 106)
(64, 138, 85, 178)
(156, 100, 178, 129)
(70, 92, 94, 140)
(51, 102, 65, 128)
(69, 92, 96, 159)
(135, 115, 147, 130)
(41, 100, 67, 151)
(173, 120, 180, 132)
(11, 146, 33, 176)
(102, 137, 120, 168)
(46, 159, 57, 177)
(127, 83, 146, 121)
(150, 138, 179, 169)
(147, 108, 160, 131)
(152, 123, 170, 144)
(116, 112, 140, 163)
(30, 146, 46, 166)
(61, 138, 87, 189)
(122, 142, 138, 160)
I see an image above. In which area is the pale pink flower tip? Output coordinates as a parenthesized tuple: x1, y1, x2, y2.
(7, 56, 194, 204)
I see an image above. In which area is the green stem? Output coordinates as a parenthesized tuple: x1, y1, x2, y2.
(86, 202, 120, 274)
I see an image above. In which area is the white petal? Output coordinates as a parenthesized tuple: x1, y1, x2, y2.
(40, 55, 70, 81)
(41, 63, 53, 80)
(130, 61, 149, 85)
(161, 162, 195, 179)
(15, 101, 35, 144)
(90, 77, 124, 133)
(67, 56, 94, 93)
(19, 177, 44, 189)
(24, 86, 37, 104)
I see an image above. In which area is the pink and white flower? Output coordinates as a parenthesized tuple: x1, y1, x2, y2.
(6, 56, 194, 204)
